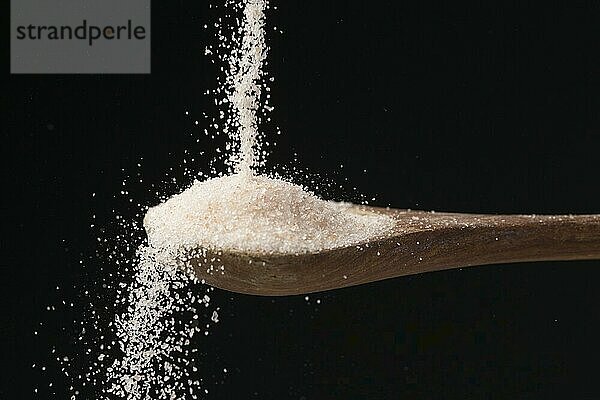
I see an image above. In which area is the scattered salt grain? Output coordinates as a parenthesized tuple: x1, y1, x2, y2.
(211, 310, 220, 323)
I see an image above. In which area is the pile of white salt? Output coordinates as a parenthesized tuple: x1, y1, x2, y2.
(144, 173, 395, 254)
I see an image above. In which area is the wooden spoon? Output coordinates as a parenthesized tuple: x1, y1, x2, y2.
(189, 207, 600, 296)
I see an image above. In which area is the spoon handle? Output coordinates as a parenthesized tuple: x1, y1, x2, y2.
(381, 212, 600, 278)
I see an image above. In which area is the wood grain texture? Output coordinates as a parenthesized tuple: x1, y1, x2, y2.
(190, 207, 600, 296)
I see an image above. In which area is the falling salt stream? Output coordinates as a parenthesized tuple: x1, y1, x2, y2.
(68, 0, 393, 398)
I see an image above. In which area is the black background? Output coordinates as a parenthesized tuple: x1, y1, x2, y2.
(3, 1, 600, 399)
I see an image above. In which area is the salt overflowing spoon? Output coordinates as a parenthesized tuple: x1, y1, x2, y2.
(189, 207, 600, 296)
